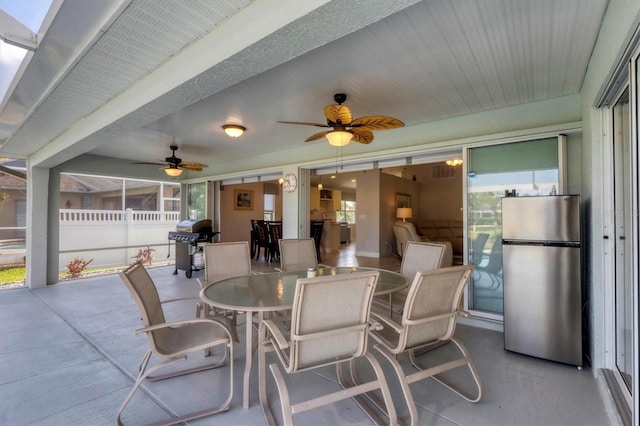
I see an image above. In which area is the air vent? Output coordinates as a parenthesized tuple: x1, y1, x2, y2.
(432, 164, 456, 179)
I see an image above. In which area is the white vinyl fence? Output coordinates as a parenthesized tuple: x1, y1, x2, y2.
(59, 209, 181, 271)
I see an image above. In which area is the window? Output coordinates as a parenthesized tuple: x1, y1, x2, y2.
(337, 200, 355, 223)
(264, 194, 275, 221)
(188, 182, 206, 219)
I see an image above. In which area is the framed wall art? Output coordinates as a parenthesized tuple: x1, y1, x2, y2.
(234, 189, 254, 210)
(395, 193, 411, 208)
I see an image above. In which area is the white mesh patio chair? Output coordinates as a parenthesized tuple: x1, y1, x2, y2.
(276, 238, 330, 272)
(370, 265, 483, 426)
(196, 241, 253, 342)
(117, 261, 233, 426)
(258, 271, 397, 425)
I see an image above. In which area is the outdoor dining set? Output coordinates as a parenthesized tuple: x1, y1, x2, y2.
(117, 238, 483, 426)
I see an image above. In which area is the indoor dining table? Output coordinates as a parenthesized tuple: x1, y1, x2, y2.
(199, 266, 408, 409)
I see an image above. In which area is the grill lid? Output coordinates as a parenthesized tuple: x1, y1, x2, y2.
(176, 219, 212, 233)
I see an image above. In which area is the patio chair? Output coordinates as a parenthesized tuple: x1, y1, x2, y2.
(258, 271, 397, 425)
(276, 238, 329, 272)
(117, 261, 233, 426)
(375, 241, 451, 316)
(197, 241, 253, 342)
(370, 265, 482, 426)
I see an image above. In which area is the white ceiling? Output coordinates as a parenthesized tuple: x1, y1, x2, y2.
(0, 0, 609, 179)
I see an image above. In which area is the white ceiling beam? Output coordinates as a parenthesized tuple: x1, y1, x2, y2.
(0, 9, 37, 51)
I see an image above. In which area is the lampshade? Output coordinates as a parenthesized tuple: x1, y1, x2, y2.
(396, 207, 412, 222)
(164, 167, 182, 177)
(222, 124, 246, 137)
(325, 131, 353, 147)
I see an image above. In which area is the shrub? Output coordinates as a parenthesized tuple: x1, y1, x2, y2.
(132, 247, 155, 266)
(67, 257, 93, 278)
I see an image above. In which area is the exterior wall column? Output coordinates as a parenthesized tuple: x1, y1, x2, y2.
(26, 163, 50, 288)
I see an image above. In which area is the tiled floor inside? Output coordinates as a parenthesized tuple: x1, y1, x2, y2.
(0, 243, 621, 425)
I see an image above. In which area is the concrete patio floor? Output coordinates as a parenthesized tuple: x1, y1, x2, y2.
(0, 250, 621, 425)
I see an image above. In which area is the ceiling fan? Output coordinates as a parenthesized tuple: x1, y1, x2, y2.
(133, 145, 208, 177)
(278, 93, 404, 146)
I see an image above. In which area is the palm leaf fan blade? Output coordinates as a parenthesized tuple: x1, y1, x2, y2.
(277, 120, 329, 128)
(324, 104, 352, 124)
(350, 129, 374, 144)
(180, 161, 207, 171)
(351, 115, 404, 130)
(305, 130, 331, 142)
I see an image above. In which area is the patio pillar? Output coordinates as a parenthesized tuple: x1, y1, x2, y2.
(25, 163, 50, 288)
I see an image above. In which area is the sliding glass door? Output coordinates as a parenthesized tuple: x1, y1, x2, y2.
(466, 138, 559, 316)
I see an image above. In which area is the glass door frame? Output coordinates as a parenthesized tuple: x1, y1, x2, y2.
(602, 46, 640, 423)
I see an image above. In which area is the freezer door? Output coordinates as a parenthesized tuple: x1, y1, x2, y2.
(502, 195, 580, 243)
(503, 244, 582, 366)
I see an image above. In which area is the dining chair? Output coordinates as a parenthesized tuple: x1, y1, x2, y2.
(309, 220, 325, 262)
(197, 241, 253, 342)
(277, 238, 329, 272)
(250, 219, 260, 258)
(254, 220, 270, 261)
(117, 261, 234, 426)
(370, 265, 482, 426)
(267, 221, 282, 263)
(258, 271, 397, 425)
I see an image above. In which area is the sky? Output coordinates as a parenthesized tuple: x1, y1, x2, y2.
(0, 0, 53, 104)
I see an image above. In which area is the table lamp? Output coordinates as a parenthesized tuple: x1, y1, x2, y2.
(396, 207, 412, 222)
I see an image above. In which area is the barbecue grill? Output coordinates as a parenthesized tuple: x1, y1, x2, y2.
(168, 219, 217, 278)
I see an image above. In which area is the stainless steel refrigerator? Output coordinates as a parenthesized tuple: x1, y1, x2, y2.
(502, 195, 582, 366)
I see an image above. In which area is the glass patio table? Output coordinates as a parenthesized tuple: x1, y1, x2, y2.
(199, 266, 408, 409)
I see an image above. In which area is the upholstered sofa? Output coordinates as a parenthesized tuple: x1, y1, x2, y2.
(415, 219, 463, 256)
(393, 221, 453, 266)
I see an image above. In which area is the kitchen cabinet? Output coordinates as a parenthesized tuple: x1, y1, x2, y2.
(315, 188, 341, 211)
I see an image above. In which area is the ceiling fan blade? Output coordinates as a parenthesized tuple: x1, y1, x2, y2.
(350, 129, 374, 144)
(179, 161, 208, 171)
(132, 161, 166, 166)
(305, 130, 331, 142)
(350, 115, 405, 130)
(324, 104, 352, 125)
(277, 120, 330, 128)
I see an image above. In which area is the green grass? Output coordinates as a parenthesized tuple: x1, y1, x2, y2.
(0, 266, 25, 283)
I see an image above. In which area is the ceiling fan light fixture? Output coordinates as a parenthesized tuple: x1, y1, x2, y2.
(325, 130, 352, 147)
(164, 167, 183, 177)
(446, 158, 463, 167)
(223, 124, 246, 138)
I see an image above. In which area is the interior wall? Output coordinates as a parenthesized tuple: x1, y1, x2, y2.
(415, 163, 463, 220)
(219, 181, 282, 243)
(354, 170, 380, 257)
(380, 171, 419, 256)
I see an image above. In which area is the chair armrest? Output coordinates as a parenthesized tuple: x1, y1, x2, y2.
(370, 311, 404, 334)
(458, 309, 471, 318)
(135, 318, 228, 335)
(403, 312, 456, 326)
(160, 295, 199, 305)
(260, 319, 289, 350)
